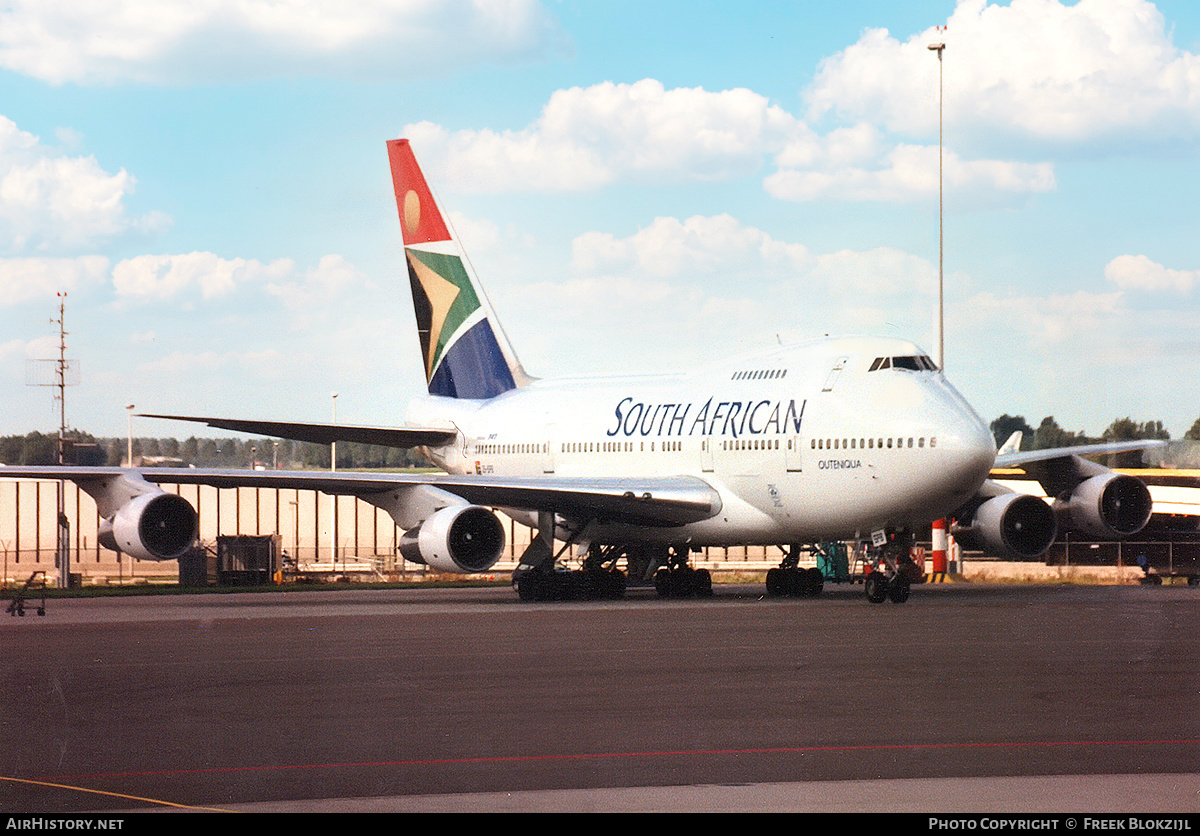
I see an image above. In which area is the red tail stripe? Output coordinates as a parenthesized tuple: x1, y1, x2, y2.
(387, 139, 451, 246)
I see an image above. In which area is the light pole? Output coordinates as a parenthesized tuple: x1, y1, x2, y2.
(928, 34, 951, 576)
(330, 392, 338, 572)
(125, 404, 135, 467)
(330, 392, 339, 472)
(289, 499, 299, 569)
(927, 36, 945, 371)
(117, 403, 130, 583)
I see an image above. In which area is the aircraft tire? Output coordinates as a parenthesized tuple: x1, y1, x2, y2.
(766, 568, 785, 597)
(806, 567, 824, 597)
(605, 570, 628, 599)
(516, 572, 541, 602)
(887, 576, 911, 604)
(671, 568, 696, 598)
(864, 573, 889, 604)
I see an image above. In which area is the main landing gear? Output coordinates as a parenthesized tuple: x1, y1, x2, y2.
(513, 540, 628, 602)
(653, 545, 713, 599)
(512, 539, 713, 602)
(765, 544, 824, 598)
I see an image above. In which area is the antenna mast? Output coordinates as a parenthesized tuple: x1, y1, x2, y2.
(25, 293, 80, 588)
(53, 292, 68, 463)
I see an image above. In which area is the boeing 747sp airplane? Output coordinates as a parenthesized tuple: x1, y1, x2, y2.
(5, 139, 1161, 603)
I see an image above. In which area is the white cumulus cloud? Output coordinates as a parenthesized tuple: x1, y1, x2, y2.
(403, 77, 1057, 205)
(1105, 254, 1200, 294)
(403, 79, 801, 192)
(0, 0, 568, 85)
(264, 253, 369, 310)
(0, 116, 166, 253)
(568, 213, 936, 299)
(112, 251, 293, 300)
(571, 214, 814, 279)
(0, 255, 110, 305)
(806, 0, 1200, 148)
(766, 141, 1056, 203)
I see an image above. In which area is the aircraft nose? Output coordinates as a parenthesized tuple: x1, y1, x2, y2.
(940, 403, 996, 498)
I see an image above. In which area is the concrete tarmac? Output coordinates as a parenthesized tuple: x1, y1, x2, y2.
(2, 583, 1200, 813)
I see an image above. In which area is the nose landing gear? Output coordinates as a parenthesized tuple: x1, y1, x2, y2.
(863, 528, 919, 604)
(864, 570, 910, 604)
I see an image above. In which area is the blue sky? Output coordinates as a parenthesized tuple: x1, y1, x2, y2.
(2, 0, 1199, 439)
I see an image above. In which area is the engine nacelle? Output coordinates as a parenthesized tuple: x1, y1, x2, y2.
(398, 505, 506, 573)
(98, 491, 198, 561)
(1056, 473, 1153, 539)
(954, 493, 1058, 560)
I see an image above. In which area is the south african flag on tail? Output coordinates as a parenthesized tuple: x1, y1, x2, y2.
(387, 139, 531, 399)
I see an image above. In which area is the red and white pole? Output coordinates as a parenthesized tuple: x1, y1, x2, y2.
(931, 517, 948, 576)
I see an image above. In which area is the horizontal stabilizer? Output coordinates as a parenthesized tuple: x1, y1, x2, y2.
(138, 414, 458, 448)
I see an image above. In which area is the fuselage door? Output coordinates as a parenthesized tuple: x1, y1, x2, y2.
(542, 423, 556, 473)
(785, 435, 803, 472)
(821, 356, 849, 392)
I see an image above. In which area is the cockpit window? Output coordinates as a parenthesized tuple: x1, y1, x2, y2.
(869, 355, 937, 372)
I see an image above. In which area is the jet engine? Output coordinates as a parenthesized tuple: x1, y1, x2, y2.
(398, 505, 506, 573)
(98, 491, 199, 561)
(1055, 473, 1153, 539)
(953, 493, 1058, 561)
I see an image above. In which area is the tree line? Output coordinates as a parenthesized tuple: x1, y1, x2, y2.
(0, 431, 432, 470)
(988, 415, 1190, 450)
(990, 415, 1200, 468)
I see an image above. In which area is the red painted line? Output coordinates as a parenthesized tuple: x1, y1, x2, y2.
(39, 738, 1200, 782)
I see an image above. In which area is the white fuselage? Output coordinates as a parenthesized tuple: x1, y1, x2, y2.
(407, 336, 997, 546)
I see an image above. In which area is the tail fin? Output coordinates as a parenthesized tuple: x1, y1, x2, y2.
(387, 138, 531, 399)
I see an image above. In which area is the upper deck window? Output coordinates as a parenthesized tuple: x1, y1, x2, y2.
(731, 368, 788, 380)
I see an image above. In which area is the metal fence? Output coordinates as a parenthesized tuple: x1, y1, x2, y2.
(0, 478, 785, 585)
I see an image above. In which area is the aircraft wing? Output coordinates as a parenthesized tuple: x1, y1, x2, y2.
(995, 439, 1165, 469)
(0, 466, 723, 528)
(137, 414, 458, 448)
(994, 439, 1166, 503)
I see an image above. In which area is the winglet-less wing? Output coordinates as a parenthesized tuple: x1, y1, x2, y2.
(1, 467, 723, 529)
(995, 439, 1165, 469)
(137, 414, 458, 448)
(133, 470, 723, 528)
(986, 440, 1163, 544)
